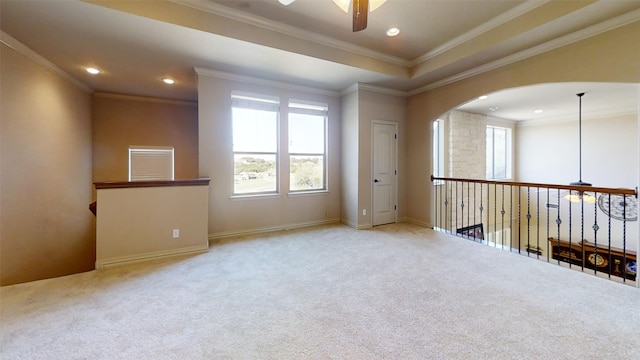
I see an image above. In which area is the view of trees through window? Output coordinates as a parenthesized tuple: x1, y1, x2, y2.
(232, 94, 279, 194)
(232, 94, 327, 194)
(289, 103, 327, 191)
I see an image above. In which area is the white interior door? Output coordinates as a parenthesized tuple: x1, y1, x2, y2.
(372, 122, 397, 226)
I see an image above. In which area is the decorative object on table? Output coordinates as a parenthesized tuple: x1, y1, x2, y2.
(597, 193, 638, 221)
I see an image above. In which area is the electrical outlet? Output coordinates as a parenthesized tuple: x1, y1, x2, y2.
(362, 209, 366, 216)
(172, 229, 180, 238)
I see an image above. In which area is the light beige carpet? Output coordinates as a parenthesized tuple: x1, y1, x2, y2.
(1, 223, 639, 359)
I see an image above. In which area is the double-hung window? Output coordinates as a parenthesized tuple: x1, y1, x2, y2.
(486, 125, 512, 180)
(432, 119, 444, 184)
(288, 101, 327, 192)
(128, 146, 174, 181)
(232, 93, 279, 195)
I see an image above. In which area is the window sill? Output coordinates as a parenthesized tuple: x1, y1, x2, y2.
(230, 193, 281, 201)
(287, 190, 329, 197)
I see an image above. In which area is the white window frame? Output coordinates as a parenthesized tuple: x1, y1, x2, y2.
(288, 99, 328, 193)
(486, 125, 512, 180)
(128, 146, 174, 181)
(433, 118, 445, 184)
(231, 92, 280, 196)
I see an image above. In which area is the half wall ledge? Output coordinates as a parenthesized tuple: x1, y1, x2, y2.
(94, 178, 211, 189)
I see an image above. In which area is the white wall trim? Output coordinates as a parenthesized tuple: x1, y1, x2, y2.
(94, 92, 197, 106)
(409, 0, 548, 66)
(95, 244, 209, 269)
(403, 217, 431, 228)
(195, 67, 340, 97)
(341, 218, 358, 229)
(408, 9, 640, 96)
(517, 110, 638, 127)
(341, 83, 409, 97)
(208, 218, 341, 242)
(173, 0, 409, 67)
(1, 31, 93, 94)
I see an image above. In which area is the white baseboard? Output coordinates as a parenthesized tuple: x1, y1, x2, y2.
(340, 219, 373, 230)
(208, 218, 341, 242)
(96, 244, 209, 269)
(404, 217, 431, 228)
(341, 219, 357, 229)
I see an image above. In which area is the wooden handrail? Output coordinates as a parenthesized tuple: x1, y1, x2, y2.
(94, 178, 211, 190)
(431, 175, 637, 196)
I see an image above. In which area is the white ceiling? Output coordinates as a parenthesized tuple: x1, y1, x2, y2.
(1, 0, 638, 121)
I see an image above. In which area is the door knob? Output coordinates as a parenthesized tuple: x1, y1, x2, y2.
(374, 179, 380, 183)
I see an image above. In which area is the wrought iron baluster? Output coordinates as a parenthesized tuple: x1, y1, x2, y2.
(607, 193, 612, 278)
(467, 181, 471, 237)
(536, 187, 540, 259)
(518, 186, 521, 253)
(473, 183, 477, 231)
(622, 194, 627, 282)
(592, 192, 599, 276)
(460, 181, 465, 236)
(568, 190, 573, 269)
(580, 190, 585, 271)
(527, 188, 531, 253)
(556, 189, 562, 265)
(455, 181, 458, 236)
(509, 184, 513, 252)
(546, 190, 550, 262)
(501, 184, 505, 250)
(479, 183, 484, 239)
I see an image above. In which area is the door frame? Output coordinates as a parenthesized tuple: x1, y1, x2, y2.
(371, 120, 398, 226)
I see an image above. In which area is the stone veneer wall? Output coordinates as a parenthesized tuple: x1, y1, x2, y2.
(448, 110, 487, 178)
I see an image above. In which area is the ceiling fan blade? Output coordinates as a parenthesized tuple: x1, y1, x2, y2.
(353, 0, 368, 32)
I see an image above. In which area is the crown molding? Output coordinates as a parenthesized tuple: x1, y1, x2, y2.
(94, 92, 197, 106)
(517, 109, 638, 127)
(410, 0, 549, 66)
(171, 0, 409, 67)
(408, 9, 640, 96)
(1, 31, 93, 94)
(341, 83, 408, 97)
(194, 67, 340, 97)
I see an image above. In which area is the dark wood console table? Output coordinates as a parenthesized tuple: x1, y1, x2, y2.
(549, 237, 636, 281)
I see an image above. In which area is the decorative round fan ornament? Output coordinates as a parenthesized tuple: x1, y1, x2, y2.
(597, 194, 638, 221)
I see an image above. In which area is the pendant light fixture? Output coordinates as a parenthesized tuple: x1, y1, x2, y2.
(565, 92, 596, 203)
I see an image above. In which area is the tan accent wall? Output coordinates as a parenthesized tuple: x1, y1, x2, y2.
(0, 44, 94, 285)
(92, 94, 199, 184)
(406, 21, 640, 228)
(95, 184, 209, 268)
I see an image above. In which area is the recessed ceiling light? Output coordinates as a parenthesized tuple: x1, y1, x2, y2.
(85, 67, 101, 75)
(386, 27, 400, 37)
(478, 95, 488, 100)
(533, 109, 543, 114)
(162, 78, 175, 85)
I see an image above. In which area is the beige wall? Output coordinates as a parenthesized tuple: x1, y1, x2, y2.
(197, 71, 342, 238)
(92, 94, 199, 183)
(517, 112, 638, 250)
(96, 184, 209, 268)
(1, 44, 94, 285)
(406, 21, 640, 228)
(340, 87, 406, 229)
(357, 89, 407, 228)
(340, 90, 359, 227)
